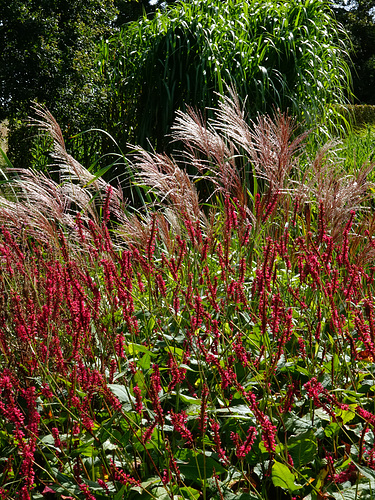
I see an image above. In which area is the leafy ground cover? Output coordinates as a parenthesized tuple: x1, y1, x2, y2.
(1, 98, 375, 499)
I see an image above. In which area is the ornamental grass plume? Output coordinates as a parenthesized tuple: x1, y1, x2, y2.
(213, 88, 310, 195)
(172, 86, 310, 214)
(171, 105, 245, 205)
(0, 103, 128, 250)
(307, 140, 375, 241)
(1, 95, 374, 254)
(29, 104, 108, 193)
(130, 147, 203, 223)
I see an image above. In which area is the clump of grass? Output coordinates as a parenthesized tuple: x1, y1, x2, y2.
(1, 99, 375, 500)
(100, 0, 352, 151)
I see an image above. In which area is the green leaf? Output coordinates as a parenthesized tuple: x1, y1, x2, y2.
(336, 405, 356, 425)
(164, 346, 185, 361)
(127, 343, 154, 356)
(0, 148, 13, 170)
(294, 365, 310, 376)
(134, 371, 146, 392)
(178, 486, 200, 499)
(324, 422, 341, 438)
(108, 384, 131, 404)
(330, 481, 375, 499)
(52, 471, 81, 496)
(83, 163, 115, 188)
(138, 351, 151, 370)
(272, 462, 302, 493)
(114, 485, 127, 500)
(176, 394, 202, 405)
(288, 430, 317, 468)
(70, 442, 98, 458)
(353, 462, 375, 481)
(174, 449, 226, 483)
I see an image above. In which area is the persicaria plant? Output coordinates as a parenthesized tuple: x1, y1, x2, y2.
(1, 96, 375, 499)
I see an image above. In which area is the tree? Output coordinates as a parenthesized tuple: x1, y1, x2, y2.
(0, 0, 119, 116)
(0, 0, 118, 167)
(332, 0, 375, 104)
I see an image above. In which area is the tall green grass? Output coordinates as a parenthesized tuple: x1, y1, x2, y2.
(99, 0, 352, 151)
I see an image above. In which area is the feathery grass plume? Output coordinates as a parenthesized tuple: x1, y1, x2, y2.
(171, 91, 375, 239)
(3, 98, 373, 255)
(29, 104, 128, 220)
(308, 142, 375, 241)
(130, 146, 204, 225)
(29, 103, 107, 192)
(115, 212, 155, 249)
(0, 104, 131, 249)
(213, 88, 311, 196)
(0, 171, 74, 246)
(0, 171, 94, 248)
(171, 87, 311, 225)
(171, 106, 246, 206)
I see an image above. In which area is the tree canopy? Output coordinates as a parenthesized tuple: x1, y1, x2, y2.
(0, 0, 120, 167)
(333, 0, 375, 104)
(0, 0, 118, 117)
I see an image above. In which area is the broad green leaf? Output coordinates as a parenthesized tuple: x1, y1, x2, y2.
(138, 351, 152, 370)
(330, 481, 375, 499)
(324, 422, 340, 438)
(176, 393, 202, 405)
(284, 412, 315, 433)
(272, 461, 302, 493)
(174, 449, 226, 482)
(102, 439, 118, 451)
(313, 409, 331, 421)
(53, 471, 82, 496)
(353, 462, 375, 480)
(288, 430, 317, 468)
(217, 405, 255, 417)
(70, 440, 98, 458)
(336, 405, 356, 425)
(127, 343, 154, 355)
(148, 487, 171, 499)
(178, 486, 201, 499)
(108, 384, 131, 404)
(134, 371, 146, 392)
(294, 365, 310, 376)
(165, 346, 185, 361)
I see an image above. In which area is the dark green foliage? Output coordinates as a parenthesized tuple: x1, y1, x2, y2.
(333, 0, 375, 104)
(0, 0, 118, 116)
(1, 0, 352, 178)
(0, 0, 118, 168)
